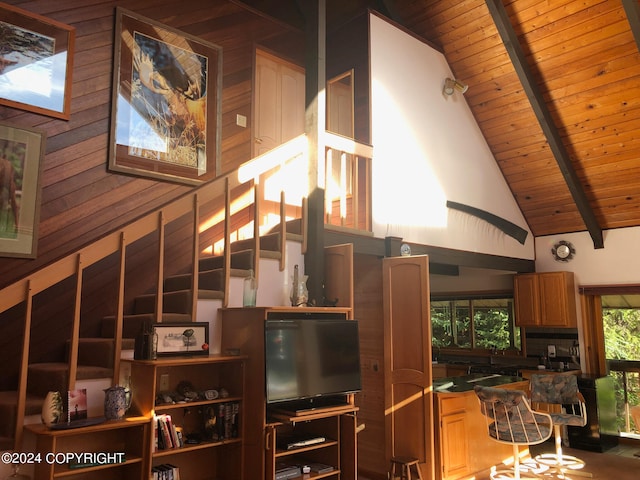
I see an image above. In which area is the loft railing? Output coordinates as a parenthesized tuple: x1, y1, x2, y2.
(608, 359, 640, 435)
(0, 132, 372, 450)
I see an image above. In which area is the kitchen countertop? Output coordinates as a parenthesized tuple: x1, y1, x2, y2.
(433, 373, 525, 393)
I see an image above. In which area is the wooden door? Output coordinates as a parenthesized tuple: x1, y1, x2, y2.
(324, 243, 354, 312)
(382, 255, 435, 480)
(254, 50, 305, 156)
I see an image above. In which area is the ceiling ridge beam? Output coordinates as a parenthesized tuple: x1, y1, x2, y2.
(622, 0, 640, 52)
(484, 0, 604, 249)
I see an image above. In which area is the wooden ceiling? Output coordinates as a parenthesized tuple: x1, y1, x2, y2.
(239, 0, 640, 248)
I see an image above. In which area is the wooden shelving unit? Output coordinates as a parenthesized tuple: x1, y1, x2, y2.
(125, 354, 247, 480)
(266, 406, 358, 480)
(25, 417, 149, 480)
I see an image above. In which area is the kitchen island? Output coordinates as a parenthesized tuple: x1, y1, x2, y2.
(434, 373, 529, 480)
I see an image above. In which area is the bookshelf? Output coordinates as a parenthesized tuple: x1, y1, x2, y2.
(25, 417, 149, 480)
(125, 354, 246, 480)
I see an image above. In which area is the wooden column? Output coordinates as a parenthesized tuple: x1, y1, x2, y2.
(301, 0, 326, 306)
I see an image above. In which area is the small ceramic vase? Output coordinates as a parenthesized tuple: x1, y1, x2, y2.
(41, 391, 63, 427)
(104, 385, 130, 420)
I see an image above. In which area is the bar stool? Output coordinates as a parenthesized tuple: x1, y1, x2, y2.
(529, 374, 591, 478)
(389, 456, 424, 480)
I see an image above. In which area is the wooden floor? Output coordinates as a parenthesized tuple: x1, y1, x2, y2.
(474, 441, 640, 480)
(361, 438, 640, 480)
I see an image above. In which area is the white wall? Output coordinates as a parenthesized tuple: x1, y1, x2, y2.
(535, 227, 640, 284)
(368, 14, 534, 260)
(534, 227, 640, 361)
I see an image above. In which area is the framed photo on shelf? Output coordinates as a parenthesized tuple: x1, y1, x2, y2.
(154, 322, 209, 357)
(0, 122, 45, 258)
(0, 3, 75, 120)
(108, 7, 222, 185)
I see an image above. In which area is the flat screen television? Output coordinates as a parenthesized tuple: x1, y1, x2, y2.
(265, 318, 362, 409)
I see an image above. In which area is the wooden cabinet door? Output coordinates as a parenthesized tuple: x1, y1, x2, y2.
(383, 255, 434, 480)
(340, 413, 358, 480)
(538, 271, 577, 327)
(325, 243, 354, 312)
(514, 273, 540, 327)
(440, 411, 470, 479)
(514, 272, 577, 328)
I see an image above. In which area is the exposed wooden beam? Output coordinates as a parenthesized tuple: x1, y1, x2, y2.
(622, 0, 640, 52)
(485, 0, 604, 249)
(446, 201, 528, 245)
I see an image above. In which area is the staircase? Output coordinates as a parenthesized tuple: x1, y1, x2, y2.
(0, 132, 372, 452)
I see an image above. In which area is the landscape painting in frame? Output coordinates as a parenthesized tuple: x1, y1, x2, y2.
(0, 122, 45, 258)
(109, 8, 222, 185)
(154, 322, 209, 357)
(0, 2, 75, 120)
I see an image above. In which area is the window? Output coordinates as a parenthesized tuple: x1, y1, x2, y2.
(431, 296, 520, 351)
(602, 294, 640, 435)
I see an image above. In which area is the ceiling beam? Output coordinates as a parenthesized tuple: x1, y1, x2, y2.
(622, 0, 640, 52)
(484, 0, 604, 249)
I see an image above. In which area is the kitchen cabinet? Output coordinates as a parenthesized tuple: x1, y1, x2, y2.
(434, 378, 529, 480)
(514, 272, 577, 327)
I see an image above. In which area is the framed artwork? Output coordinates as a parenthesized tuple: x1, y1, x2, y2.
(0, 3, 75, 120)
(0, 122, 45, 258)
(109, 7, 222, 185)
(154, 322, 209, 357)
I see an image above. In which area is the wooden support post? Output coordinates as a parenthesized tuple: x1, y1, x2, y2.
(223, 178, 231, 307)
(191, 195, 200, 318)
(67, 254, 83, 391)
(112, 233, 126, 386)
(14, 280, 33, 451)
(156, 211, 165, 322)
(302, 0, 326, 306)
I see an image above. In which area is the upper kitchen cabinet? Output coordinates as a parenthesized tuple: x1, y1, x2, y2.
(514, 272, 578, 328)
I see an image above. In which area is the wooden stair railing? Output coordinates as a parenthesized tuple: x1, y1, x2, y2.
(1, 132, 373, 452)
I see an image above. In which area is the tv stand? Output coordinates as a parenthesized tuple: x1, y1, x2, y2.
(271, 395, 351, 416)
(220, 307, 356, 480)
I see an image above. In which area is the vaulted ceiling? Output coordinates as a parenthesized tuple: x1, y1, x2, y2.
(238, 0, 640, 249)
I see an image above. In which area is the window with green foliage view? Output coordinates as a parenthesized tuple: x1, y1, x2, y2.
(602, 298, 640, 435)
(431, 297, 521, 351)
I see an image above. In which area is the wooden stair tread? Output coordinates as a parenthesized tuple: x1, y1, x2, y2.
(0, 391, 45, 415)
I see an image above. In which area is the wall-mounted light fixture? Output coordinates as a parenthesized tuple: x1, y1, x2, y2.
(443, 77, 468, 96)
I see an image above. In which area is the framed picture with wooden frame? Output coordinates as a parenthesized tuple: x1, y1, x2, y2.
(108, 7, 222, 185)
(0, 122, 45, 258)
(0, 2, 75, 120)
(154, 322, 210, 357)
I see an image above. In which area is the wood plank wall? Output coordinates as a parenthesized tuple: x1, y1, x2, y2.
(353, 253, 387, 479)
(0, 0, 304, 390)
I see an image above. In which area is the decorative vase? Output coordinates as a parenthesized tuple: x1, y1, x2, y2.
(41, 391, 63, 427)
(289, 264, 309, 307)
(104, 385, 130, 420)
(243, 269, 257, 307)
(4, 464, 31, 480)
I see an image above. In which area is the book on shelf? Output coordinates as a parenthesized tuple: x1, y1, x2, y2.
(155, 414, 183, 450)
(152, 463, 180, 480)
(204, 401, 241, 441)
